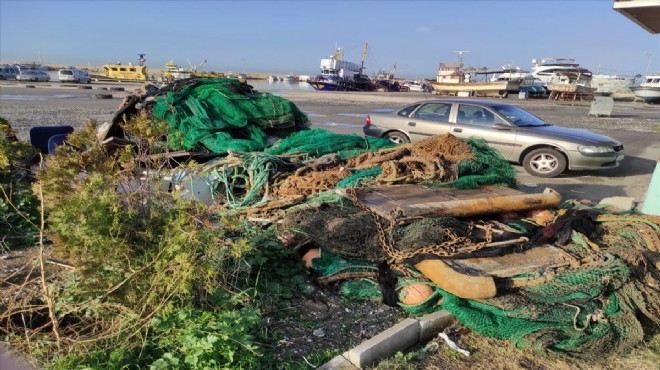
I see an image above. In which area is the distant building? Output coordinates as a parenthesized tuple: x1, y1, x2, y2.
(613, 0, 660, 34)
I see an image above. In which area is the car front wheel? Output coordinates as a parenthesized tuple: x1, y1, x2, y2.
(384, 131, 410, 144)
(522, 148, 566, 178)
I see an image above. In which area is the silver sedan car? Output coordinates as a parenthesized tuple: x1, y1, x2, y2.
(16, 70, 51, 82)
(363, 99, 625, 177)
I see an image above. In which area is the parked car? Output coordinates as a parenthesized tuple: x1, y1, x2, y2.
(0, 64, 19, 80)
(16, 70, 51, 82)
(363, 99, 625, 177)
(58, 68, 91, 83)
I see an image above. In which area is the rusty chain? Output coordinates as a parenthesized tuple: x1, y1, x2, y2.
(345, 188, 494, 262)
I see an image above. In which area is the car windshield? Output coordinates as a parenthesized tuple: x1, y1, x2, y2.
(492, 105, 548, 127)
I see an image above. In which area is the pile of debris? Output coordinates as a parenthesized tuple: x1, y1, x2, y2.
(9, 77, 660, 360)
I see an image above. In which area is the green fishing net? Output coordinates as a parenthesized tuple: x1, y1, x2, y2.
(151, 78, 309, 153)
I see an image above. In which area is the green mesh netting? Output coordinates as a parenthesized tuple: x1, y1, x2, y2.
(151, 78, 309, 153)
(431, 214, 659, 359)
(442, 138, 518, 189)
(311, 249, 442, 314)
(335, 167, 383, 189)
(265, 128, 396, 158)
(339, 279, 382, 302)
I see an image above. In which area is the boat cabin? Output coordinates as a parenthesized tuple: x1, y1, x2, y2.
(102, 63, 148, 80)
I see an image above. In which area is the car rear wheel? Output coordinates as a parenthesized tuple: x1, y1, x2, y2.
(384, 131, 410, 144)
(522, 148, 566, 178)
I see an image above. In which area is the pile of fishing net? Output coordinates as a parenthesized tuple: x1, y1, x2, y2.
(172, 132, 516, 212)
(102, 78, 658, 359)
(283, 200, 660, 359)
(107, 78, 310, 153)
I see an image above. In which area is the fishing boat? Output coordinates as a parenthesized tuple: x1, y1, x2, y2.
(308, 43, 376, 92)
(90, 54, 149, 82)
(430, 51, 518, 97)
(374, 64, 404, 92)
(163, 59, 225, 81)
(631, 73, 660, 103)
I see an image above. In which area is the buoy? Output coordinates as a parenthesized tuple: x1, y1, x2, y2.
(399, 283, 434, 306)
(416, 259, 496, 299)
(642, 159, 660, 216)
(301, 248, 321, 268)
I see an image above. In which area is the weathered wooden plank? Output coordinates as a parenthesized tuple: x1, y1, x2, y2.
(445, 245, 573, 278)
(336, 185, 561, 220)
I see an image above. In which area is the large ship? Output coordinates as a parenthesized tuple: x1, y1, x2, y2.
(307, 43, 376, 92)
(90, 54, 149, 82)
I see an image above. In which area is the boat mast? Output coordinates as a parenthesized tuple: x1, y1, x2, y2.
(452, 50, 469, 68)
(452, 51, 469, 82)
(361, 42, 368, 74)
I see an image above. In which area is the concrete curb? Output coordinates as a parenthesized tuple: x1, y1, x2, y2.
(318, 310, 455, 369)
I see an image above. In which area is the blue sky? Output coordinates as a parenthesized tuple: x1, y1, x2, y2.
(1, 0, 658, 78)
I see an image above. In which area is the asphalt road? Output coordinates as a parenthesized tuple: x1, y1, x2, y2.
(1, 80, 659, 207)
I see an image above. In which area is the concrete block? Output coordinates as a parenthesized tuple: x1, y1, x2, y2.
(317, 354, 359, 370)
(417, 310, 456, 341)
(588, 96, 614, 117)
(598, 196, 636, 212)
(642, 159, 660, 216)
(344, 318, 419, 368)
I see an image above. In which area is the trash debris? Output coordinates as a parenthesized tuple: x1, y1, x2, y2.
(3, 77, 658, 365)
(438, 332, 470, 357)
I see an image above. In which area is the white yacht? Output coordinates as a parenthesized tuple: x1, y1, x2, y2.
(631, 73, 660, 103)
(590, 74, 639, 95)
(530, 58, 592, 88)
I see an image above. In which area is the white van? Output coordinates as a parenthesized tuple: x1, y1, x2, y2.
(58, 69, 91, 83)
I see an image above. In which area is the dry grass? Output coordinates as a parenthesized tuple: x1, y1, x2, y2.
(401, 328, 660, 370)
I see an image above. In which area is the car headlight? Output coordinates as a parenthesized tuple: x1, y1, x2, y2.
(578, 145, 614, 154)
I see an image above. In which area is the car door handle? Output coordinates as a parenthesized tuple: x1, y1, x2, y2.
(408, 121, 416, 126)
(453, 128, 463, 133)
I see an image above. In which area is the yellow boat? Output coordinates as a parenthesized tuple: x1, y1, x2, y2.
(90, 54, 150, 82)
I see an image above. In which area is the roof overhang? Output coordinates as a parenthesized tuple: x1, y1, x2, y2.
(613, 0, 660, 33)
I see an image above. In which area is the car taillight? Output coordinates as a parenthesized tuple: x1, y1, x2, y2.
(365, 114, 371, 126)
